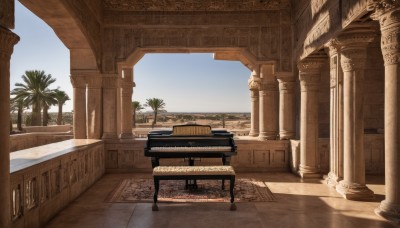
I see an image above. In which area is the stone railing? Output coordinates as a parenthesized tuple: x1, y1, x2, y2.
(104, 137, 290, 173)
(289, 134, 385, 175)
(10, 139, 104, 227)
(10, 133, 73, 152)
(23, 125, 72, 133)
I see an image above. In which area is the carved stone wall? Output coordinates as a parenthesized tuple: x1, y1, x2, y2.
(294, 0, 371, 60)
(102, 8, 292, 73)
(0, 0, 14, 29)
(10, 133, 73, 152)
(104, 139, 290, 173)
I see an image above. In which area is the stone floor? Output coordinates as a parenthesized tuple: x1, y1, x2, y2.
(45, 172, 396, 228)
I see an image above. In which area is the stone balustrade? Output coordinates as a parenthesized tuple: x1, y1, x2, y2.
(10, 133, 73, 152)
(10, 139, 104, 227)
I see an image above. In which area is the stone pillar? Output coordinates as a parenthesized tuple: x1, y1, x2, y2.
(0, 27, 19, 228)
(335, 28, 375, 200)
(248, 69, 261, 137)
(325, 40, 344, 188)
(87, 76, 102, 139)
(70, 75, 87, 139)
(276, 72, 296, 139)
(297, 57, 325, 178)
(369, 2, 400, 222)
(102, 75, 118, 139)
(259, 65, 278, 140)
(120, 68, 134, 139)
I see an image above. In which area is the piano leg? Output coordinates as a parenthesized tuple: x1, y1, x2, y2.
(229, 176, 236, 211)
(185, 158, 198, 190)
(221, 156, 232, 189)
(151, 157, 160, 168)
(152, 177, 159, 211)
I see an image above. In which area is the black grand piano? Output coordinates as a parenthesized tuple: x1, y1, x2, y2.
(144, 124, 237, 168)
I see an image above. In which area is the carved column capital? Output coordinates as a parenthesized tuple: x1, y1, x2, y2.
(0, 27, 19, 58)
(86, 77, 103, 89)
(368, 0, 400, 20)
(340, 49, 369, 72)
(325, 39, 341, 57)
(277, 73, 296, 94)
(102, 74, 118, 88)
(297, 58, 325, 73)
(248, 76, 261, 91)
(298, 57, 325, 92)
(70, 76, 86, 89)
(260, 80, 278, 91)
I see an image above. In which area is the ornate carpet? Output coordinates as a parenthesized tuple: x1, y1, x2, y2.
(106, 178, 276, 203)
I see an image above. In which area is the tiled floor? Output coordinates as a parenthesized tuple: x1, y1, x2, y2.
(45, 172, 396, 228)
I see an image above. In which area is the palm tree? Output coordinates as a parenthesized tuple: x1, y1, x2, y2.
(54, 89, 70, 125)
(132, 101, 144, 128)
(10, 96, 28, 131)
(11, 70, 56, 126)
(145, 98, 166, 128)
(41, 90, 58, 126)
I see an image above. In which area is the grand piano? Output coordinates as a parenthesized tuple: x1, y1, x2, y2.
(144, 124, 237, 168)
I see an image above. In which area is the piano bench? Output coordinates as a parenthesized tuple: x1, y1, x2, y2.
(152, 166, 236, 211)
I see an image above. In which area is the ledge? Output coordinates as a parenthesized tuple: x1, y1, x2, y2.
(10, 139, 103, 173)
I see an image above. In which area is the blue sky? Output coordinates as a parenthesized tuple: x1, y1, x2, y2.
(10, 2, 251, 113)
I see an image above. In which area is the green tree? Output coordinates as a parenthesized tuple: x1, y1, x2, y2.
(10, 96, 28, 131)
(145, 98, 166, 128)
(11, 70, 56, 126)
(132, 101, 144, 127)
(54, 89, 70, 125)
(41, 89, 58, 126)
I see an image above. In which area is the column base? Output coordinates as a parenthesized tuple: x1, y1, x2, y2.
(325, 172, 341, 188)
(279, 131, 294, 140)
(298, 164, 321, 179)
(258, 132, 277, 140)
(120, 133, 134, 139)
(102, 132, 118, 139)
(336, 180, 374, 201)
(248, 131, 259, 137)
(375, 200, 400, 225)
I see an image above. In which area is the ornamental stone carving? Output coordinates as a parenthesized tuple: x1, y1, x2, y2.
(368, 0, 400, 19)
(86, 77, 103, 89)
(0, 27, 19, 58)
(340, 49, 368, 72)
(248, 76, 261, 91)
(325, 39, 341, 58)
(277, 73, 295, 94)
(104, 0, 290, 11)
(298, 58, 325, 92)
(260, 80, 278, 91)
(297, 58, 326, 73)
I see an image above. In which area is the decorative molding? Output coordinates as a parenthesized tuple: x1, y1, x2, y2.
(102, 75, 118, 88)
(325, 39, 341, 57)
(0, 27, 19, 58)
(260, 80, 278, 91)
(297, 57, 326, 73)
(104, 0, 290, 11)
(86, 77, 103, 89)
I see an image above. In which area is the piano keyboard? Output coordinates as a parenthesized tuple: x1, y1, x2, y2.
(150, 146, 232, 152)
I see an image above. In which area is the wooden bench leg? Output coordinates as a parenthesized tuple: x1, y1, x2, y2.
(229, 176, 236, 211)
(152, 177, 159, 211)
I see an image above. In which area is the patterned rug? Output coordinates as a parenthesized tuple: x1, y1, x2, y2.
(106, 178, 276, 203)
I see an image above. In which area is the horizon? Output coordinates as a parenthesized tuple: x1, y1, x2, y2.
(10, 2, 252, 113)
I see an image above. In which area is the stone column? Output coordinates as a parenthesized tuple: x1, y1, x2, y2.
(70, 75, 87, 139)
(325, 40, 344, 188)
(297, 57, 325, 178)
(335, 28, 375, 200)
(102, 75, 118, 139)
(369, 2, 400, 222)
(87, 76, 102, 139)
(120, 68, 134, 139)
(259, 65, 278, 140)
(276, 72, 296, 139)
(0, 27, 19, 228)
(248, 69, 261, 137)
